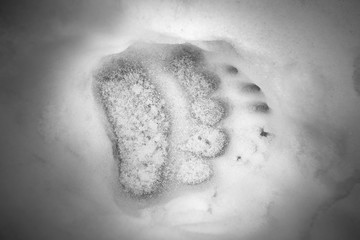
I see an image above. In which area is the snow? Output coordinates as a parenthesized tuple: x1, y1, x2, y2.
(94, 55, 170, 196)
(190, 98, 224, 126)
(88, 39, 359, 239)
(175, 152, 213, 185)
(4, 1, 360, 240)
(182, 126, 227, 158)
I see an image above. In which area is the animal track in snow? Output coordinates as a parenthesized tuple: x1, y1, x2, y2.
(93, 42, 274, 198)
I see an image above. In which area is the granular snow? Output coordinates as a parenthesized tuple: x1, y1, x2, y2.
(190, 98, 224, 126)
(175, 151, 213, 185)
(94, 56, 170, 196)
(94, 43, 228, 194)
(168, 46, 219, 99)
(181, 126, 227, 158)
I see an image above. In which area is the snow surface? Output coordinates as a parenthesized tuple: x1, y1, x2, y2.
(1, 1, 360, 240)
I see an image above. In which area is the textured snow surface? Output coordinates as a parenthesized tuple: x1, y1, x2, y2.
(94, 57, 170, 196)
(94, 43, 230, 195)
(2, 1, 360, 240)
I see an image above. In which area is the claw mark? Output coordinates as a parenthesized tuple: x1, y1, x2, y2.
(249, 102, 270, 113)
(242, 83, 261, 93)
(259, 127, 270, 137)
(225, 65, 239, 75)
